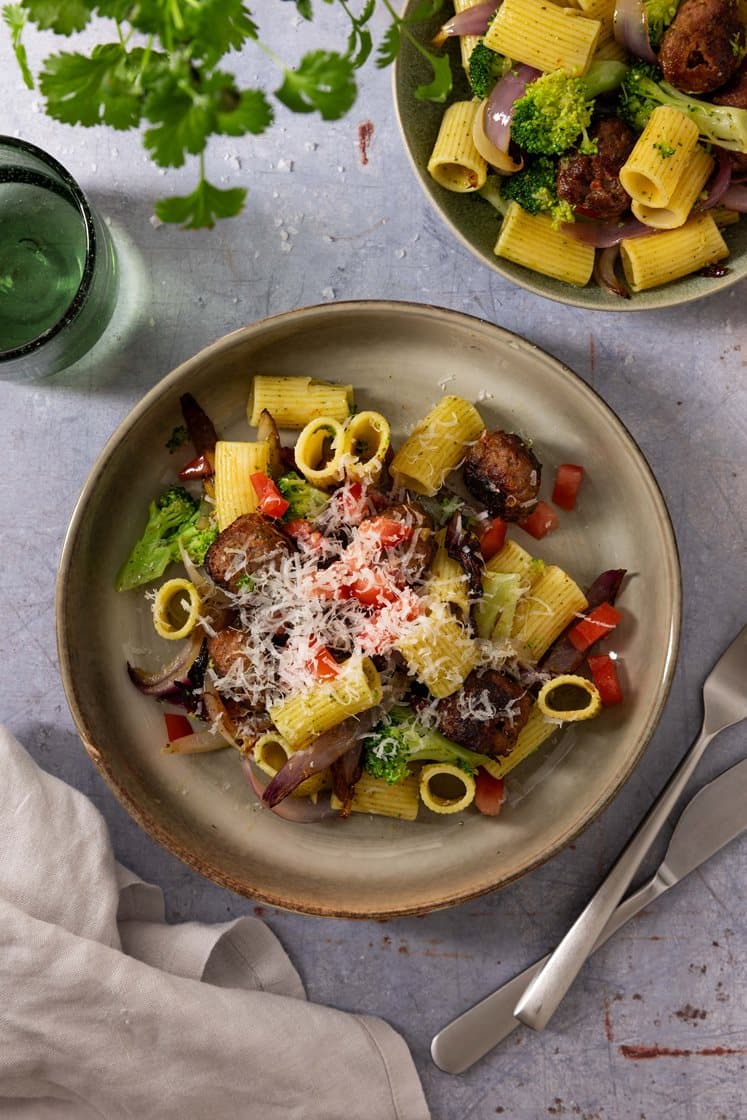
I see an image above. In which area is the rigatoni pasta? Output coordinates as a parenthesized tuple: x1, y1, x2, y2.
(390, 394, 485, 495)
(427, 101, 488, 192)
(494, 203, 596, 287)
(631, 145, 713, 229)
(619, 106, 700, 208)
(620, 212, 728, 292)
(213, 439, 270, 529)
(248, 375, 353, 428)
(269, 656, 382, 750)
(485, 0, 601, 75)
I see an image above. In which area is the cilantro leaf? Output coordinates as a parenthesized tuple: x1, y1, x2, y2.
(404, 0, 445, 22)
(275, 50, 357, 121)
(155, 179, 247, 230)
(414, 51, 452, 102)
(216, 87, 273, 137)
(20, 0, 91, 34)
(294, 0, 313, 18)
(3, 4, 34, 89)
(375, 22, 400, 68)
(39, 45, 145, 129)
(143, 69, 214, 168)
(174, 0, 259, 66)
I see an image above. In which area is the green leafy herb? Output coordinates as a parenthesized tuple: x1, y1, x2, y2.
(4, 0, 450, 228)
(652, 140, 676, 158)
(166, 425, 189, 453)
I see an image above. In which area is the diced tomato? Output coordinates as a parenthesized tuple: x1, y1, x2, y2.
(284, 518, 324, 550)
(178, 452, 214, 481)
(551, 464, 584, 511)
(250, 472, 290, 519)
(567, 602, 622, 652)
(474, 770, 506, 817)
(519, 500, 559, 540)
(307, 643, 340, 680)
(346, 576, 399, 607)
(361, 516, 414, 549)
(476, 517, 508, 560)
(164, 713, 193, 742)
(587, 654, 624, 706)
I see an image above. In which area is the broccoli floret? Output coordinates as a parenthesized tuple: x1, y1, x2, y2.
(501, 156, 575, 226)
(363, 707, 495, 785)
(511, 61, 628, 156)
(619, 62, 747, 152)
(116, 487, 215, 592)
(468, 41, 508, 101)
(645, 0, 680, 47)
(277, 471, 329, 520)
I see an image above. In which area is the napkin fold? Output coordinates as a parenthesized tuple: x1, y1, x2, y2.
(0, 725, 430, 1119)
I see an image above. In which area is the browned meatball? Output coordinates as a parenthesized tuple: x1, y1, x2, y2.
(658, 0, 744, 95)
(207, 627, 251, 677)
(205, 513, 292, 592)
(557, 117, 637, 221)
(433, 669, 533, 757)
(713, 59, 747, 108)
(462, 431, 541, 521)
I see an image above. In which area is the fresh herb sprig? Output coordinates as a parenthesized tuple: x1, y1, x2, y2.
(4, 0, 450, 229)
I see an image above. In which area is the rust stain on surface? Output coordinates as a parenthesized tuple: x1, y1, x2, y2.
(620, 1044, 747, 1060)
(603, 997, 614, 1042)
(358, 120, 375, 165)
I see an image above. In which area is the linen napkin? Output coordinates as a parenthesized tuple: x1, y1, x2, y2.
(0, 725, 431, 1120)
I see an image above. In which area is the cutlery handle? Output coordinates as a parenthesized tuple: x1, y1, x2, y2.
(431, 874, 664, 1074)
(512, 721, 714, 1032)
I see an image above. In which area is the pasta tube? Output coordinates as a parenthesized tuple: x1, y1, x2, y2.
(537, 674, 602, 721)
(427, 101, 488, 193)
(494, 203, 596, 287)
(419, 763, 476, 815)
(485, 538, 538, 584)
(248, 375, 353, 428)
(425, 529, 471, 620)
(340, 410, 391, 483)
(619, 106, 700, 208)
(331, 771, 420, 820)
(294, 416, 346, 488)
(485, 0, 601, 74)
(395, 602, 479, 699)
(620, 212, 728, 292)
(269, 655, 382, 750)
(454, 0, 482, 69)
(511, 564, 589, 661)
(390, 395, 485, 496)
(631, 145, 713, 230)
(253, 732, 327, 799)
(214, 440, 270, 530)
(152, 578, 202, 640)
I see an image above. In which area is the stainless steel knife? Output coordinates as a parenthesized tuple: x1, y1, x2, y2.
(431, 755, 747, 1074)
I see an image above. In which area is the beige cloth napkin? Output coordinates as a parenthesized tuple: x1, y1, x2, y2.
(0, 725, 430, 1119)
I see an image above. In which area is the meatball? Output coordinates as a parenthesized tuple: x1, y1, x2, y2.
(713, 59, 747, 108)
(433, 669, 533, 757)
(207, 627, 251, 678)
(557, 117, 637, 221)
(658, 0, 744, 95)
(205, 512, 292, 592)
(462, 431, 541, 521)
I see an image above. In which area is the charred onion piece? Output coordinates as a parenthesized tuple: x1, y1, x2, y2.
(241, 758, 338, 822)
(432, 1, 500, 46)
(330, 742, 363, 818)
(256, 408, 283, 478)
(127, 632, 205, 697)
(263, 708, 382, 807)
(180, 392, 218, 455)
(594, 245, 631, 299)
(445, 510, 485, 599)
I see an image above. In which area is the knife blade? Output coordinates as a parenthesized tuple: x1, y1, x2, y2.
(431, 755, 747, 1074)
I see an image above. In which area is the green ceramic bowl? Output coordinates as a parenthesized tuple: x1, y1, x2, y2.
(392, 6, 747, 311)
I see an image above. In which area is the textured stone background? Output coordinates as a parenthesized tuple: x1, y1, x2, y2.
(2, 8, 745, 1118)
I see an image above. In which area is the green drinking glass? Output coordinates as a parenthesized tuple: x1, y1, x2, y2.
(0, 136, 119, 381)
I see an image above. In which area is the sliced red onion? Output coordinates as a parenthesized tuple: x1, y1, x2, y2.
(613, 0, 657, 63)
(594, 245, 631, 299)
(484, 63, 541, 152)
(562, 216, 652, 248)
(241, 757, 338, 822)
(263, 707, 382, 807)
(432, 1, 501, 45)
(127, 631, 204, 697)
(720, 184, 747, 212)
(701, 150, 733, 210)
(202, 677, 240, 748)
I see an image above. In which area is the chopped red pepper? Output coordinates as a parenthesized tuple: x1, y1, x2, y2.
(343, 569, 399, 607)
(178, 452, 214, 481)
(552, 464, 584, 511)
(567, 602, 622, 652)
(476, 517, 508, 560)
(250, 472, 290, 519)
(588, 654, 624, 706)
(474, 770, 506, 817)
(360, 516, 414, 549)
(284, 518, 324, 550)
(519, 500, 559, 540)
(307, 643, 340, 680)
(164, 713, 193, 742)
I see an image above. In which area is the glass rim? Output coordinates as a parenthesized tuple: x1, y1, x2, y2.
(0, 135, 99, 363)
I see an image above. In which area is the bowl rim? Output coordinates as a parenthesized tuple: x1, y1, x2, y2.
(56, 299, 682, 917)
(390, 35, 747, 312)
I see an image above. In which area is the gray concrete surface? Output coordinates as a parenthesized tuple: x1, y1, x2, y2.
(2, 8, 746, 1119)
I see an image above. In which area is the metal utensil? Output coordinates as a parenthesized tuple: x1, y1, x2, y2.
(513, 622, 747, 1032)
(432, 753, 747, 1073)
